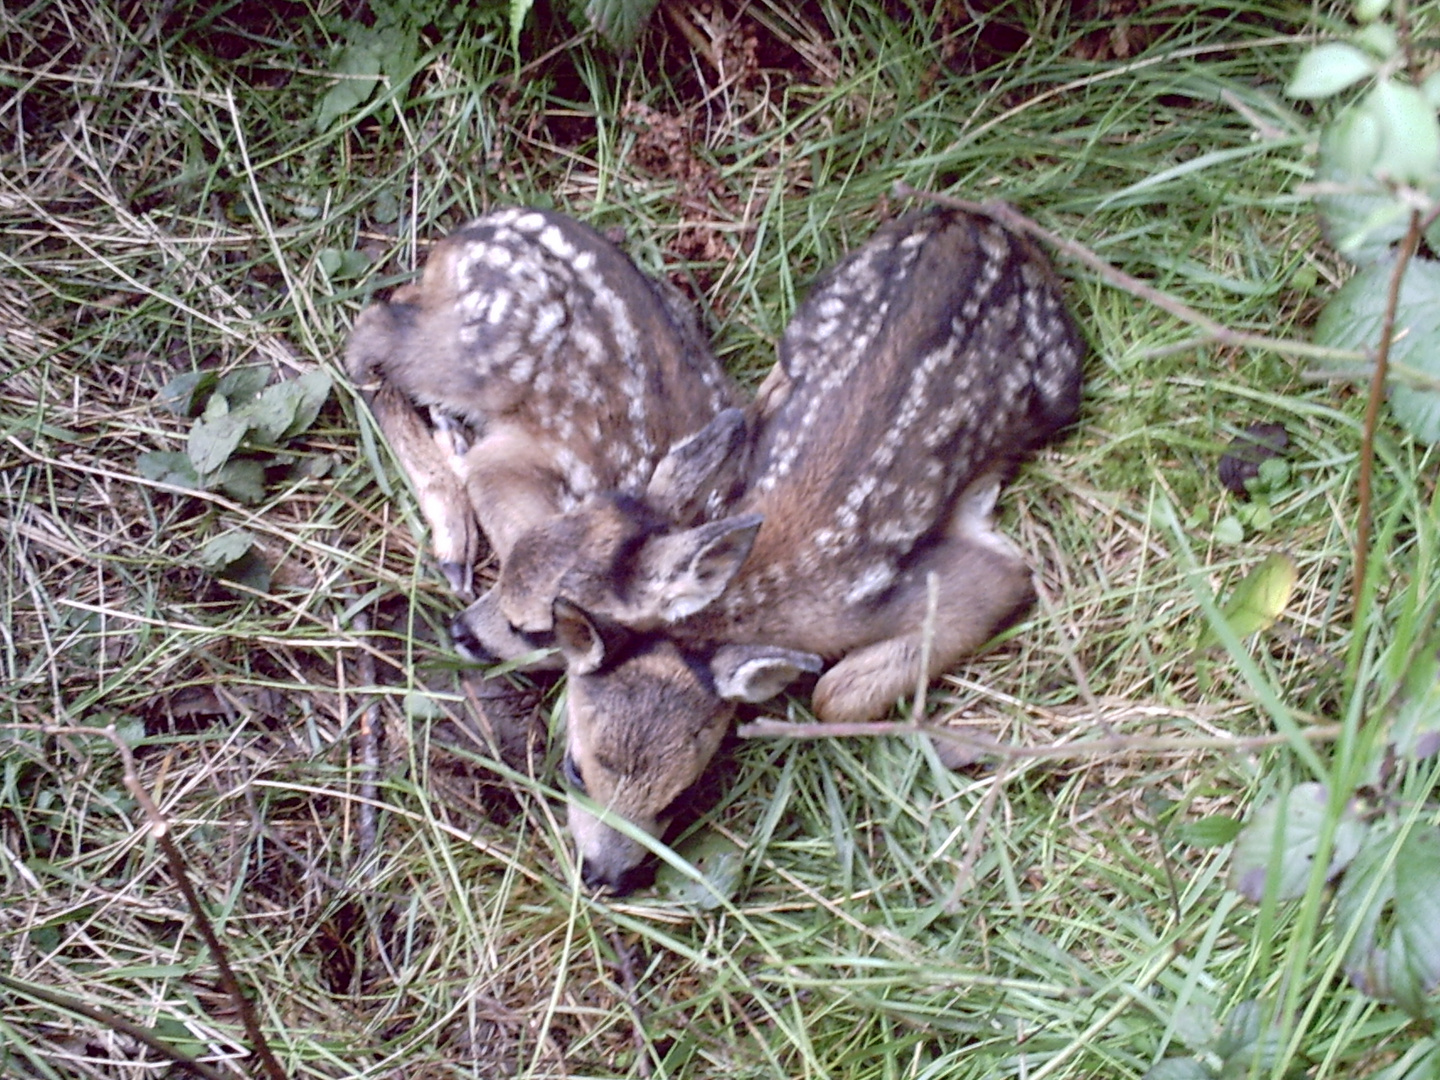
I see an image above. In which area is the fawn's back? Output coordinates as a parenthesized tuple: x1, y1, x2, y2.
(540, 207, 1086, 890)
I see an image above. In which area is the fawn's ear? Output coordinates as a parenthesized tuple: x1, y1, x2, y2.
(552, 598, 614, 675)
(644, 408, 750, 526)
(711, 644, 823, 703)
(634, 513, 763, 625)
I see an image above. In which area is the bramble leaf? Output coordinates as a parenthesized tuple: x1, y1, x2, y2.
(1229, 782, 1367, 901)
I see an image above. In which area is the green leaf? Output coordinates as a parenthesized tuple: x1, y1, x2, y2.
(213, 366, 269, 407)
(316, 32, 384, 133)
(282, 369, 332, 439)
(136, 451, 201, 490)
(584, 0, 662, 51)
(1229, 782, 1367, 902)
(221, 550, 271, 593)
(1354, 0, 1391, 22)
(156, 371, 218, 417)
(404, 691, 448, 721)
(1179, 814, 1243, 848)
(1423, 71, 1440, 111)
(1213, 515, 1244, 545)
(1143, 1061, 1213, 1080)
(214, 459, 267, 504)
(1353, 22, 1398, 59)
(1371, 79, 1440, 185)
(1199, 553, 1297, 648)
(1314, 255, 1440, 443)
(657, 832, 744, 909)
(1287, 43, 1376, 100)
(198, 530, 255, 571)
(1215, 1000, 1283, 1079)
(318, 248, 371, 282)
(1391, 641, 1440, 760)
(509, 0, 535, 51)
(187, 409, 250, 475)
(1336, 825, 1440, 1018)
(244, 380, 305, 444)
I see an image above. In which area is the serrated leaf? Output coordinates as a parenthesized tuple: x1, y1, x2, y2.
(1337, 825, 1440, 1018)
(509, 0, 535, 51)
(1229, 782, 1367, 902)
(283, 370, 332, 439)
(198, 530, 255, 571)
(585, 0, 662, 51)
(1314, 255, 1440, 443)
(187, 410, 250, 475)
(1391, 642, 1440, 760)
(157, 371, 218, 417)
(1179, 814, 1243, 848)
(1215, 1000, 1283, 1078)
(214, 459, 267, 504)
(1143, 1060, 1213, 1080)
(316, 33, 383, 133)
(213, 366, 269, 407)
(244, 380, 304, 444)
(1287, 43, 1376, 100)
(136, 451, 202, 490)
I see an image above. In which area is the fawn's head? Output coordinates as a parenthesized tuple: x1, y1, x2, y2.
(550, 597, 820, 892)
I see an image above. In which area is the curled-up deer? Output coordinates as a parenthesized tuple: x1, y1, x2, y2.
(345, 207, 742, 600)
(462, 208, 1086, 891)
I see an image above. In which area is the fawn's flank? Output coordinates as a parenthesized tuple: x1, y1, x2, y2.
(345, 206, 745, 603)
(457, 208, 1086, 891)
(346, 207, 755, 890)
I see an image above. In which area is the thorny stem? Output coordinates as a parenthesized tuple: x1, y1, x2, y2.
(1353, 210, 1422, 617)
(43, 724, 290, 1080)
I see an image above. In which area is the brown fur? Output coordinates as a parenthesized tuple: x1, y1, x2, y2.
(345, 207, 739, 595)
(521, 209, 1086, 889)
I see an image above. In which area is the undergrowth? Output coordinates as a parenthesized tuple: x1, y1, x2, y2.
(1, 1, 1436, 1077)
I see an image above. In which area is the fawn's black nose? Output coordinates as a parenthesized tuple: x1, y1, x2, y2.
(581, 858, 656, 896)
(448, 613, 500, 664)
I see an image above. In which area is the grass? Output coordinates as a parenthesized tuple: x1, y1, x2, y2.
(2, 0, 1438, 1077)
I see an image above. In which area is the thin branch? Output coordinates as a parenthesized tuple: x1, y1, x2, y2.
(736, 717, 1343, 762)
(0, 972, 233, 1080)
(892, 183, 1360, 363)
(1352, 210, 1422, 617)
(43, 724, 290, 1080)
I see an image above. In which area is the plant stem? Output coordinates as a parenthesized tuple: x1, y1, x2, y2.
(1352, 211, 1421, 619)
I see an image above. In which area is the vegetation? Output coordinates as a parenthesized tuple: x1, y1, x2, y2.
(1, 1, 1437, 1077)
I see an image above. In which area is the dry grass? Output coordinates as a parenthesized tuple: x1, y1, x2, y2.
(2, 1, 1436, 1077)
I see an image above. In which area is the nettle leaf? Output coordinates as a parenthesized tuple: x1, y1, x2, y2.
(1143, 1060, 1213, 1080)
(198, 530, 256, 572)
(1287, 43, 1376, 100)
(1314, 255, 1440, 443)
(282, 369, 333, 440)
(316, 30, 384, 133)
(1229, 782, 1367, 902)
(584, 0, 661, 51)
(157, 371, 218, 417)
(214, 366, 269, 407)
(1199, 553, 1297, 648)
(1215, 1000, 1283, 1078)
(188, 409, 251, 476)
(136, 451, 201, 490)
(318, 247, 372, 282)
(1391, 642, 1440, 760)
(1336, 825, 1440, 1018)
(1179, 814, 1243, 848)
(214, 459, 267, 505)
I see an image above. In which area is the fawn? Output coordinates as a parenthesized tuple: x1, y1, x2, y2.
(459, 208, 1086, 891)
(345, 206, 746, 603)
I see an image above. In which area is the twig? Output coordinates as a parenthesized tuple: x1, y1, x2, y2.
(45, 724, 290, 1080)
(891, 183, 1362, 363)
(609, 932, 653, 1078)
(1352, 211, 1422, 618)
(351, 610, 380, 863)
(0, 971, 232, 1080)
(736, 717, 1343, 762)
